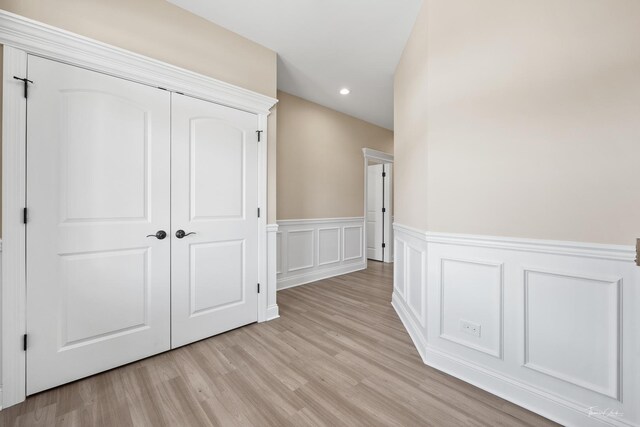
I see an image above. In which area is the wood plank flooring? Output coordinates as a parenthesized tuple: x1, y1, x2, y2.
(0, 262, 557, 426)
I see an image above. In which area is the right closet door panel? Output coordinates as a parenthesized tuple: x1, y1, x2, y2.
(171, 94, 259, 348)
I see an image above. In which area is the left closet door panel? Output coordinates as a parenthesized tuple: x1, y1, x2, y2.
(26, 56, 172, 395)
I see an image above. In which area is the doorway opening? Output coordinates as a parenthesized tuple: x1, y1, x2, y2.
(362, 148, 393, 264)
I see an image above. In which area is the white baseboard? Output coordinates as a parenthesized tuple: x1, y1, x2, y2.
(393, 293, 612, 427)
(276, 217, 366, 290)
(392, 293, 427, 361)
(393, 223, 638, 427)
(278, 261, 366, 291)
(266, 304, 280, 320)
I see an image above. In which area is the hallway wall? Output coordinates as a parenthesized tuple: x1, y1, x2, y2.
(392, 2, 640, 425)
(277, 91, 393, 220)
(275, 91, 393, 289)
(395, 0, 640, 245)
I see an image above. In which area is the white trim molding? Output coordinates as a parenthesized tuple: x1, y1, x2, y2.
(0, 11, 277, 114)
(0, 11, 278, 409)
(276, 217, 366, 290)
(393, 223, 639, 427)
(362, 148, 394, 264)
(266, 224, 280, 320)
(362, 147, 393, 164)
(2, 46, 27, 410)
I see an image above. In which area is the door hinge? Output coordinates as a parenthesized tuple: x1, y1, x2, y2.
(257, 207, 261, 218)
(13, 76, 34, 98)
(382, 171, 386, 178)
(257, 283, 261, 293)
(23, 334, 27, 351)
(636, 238, 640, 266)
(23, 207, 28, 224)
(382, 243, 386, 248)
(256, 130, 263, 142)
(382, 207, 386, 213)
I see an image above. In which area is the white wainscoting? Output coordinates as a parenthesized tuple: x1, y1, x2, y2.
(392, 224, 639, 427)
(0, 242, 3, 408)
(277, 218, 366, 290)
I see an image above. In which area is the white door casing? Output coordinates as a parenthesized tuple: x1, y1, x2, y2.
(170, 94, 259, 348)
(383, 164, 393, 263)
(25, 56, 172, 394)
(362, 148, 393, 266)
(367, 164, 384, 261)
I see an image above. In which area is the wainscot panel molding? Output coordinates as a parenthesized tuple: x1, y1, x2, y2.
(0, 241, 3, 409)
(392, 224, 639, 427)
(277, 218, 366, 290)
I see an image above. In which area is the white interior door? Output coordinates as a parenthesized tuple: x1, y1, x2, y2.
(383, 164, 393, 263)
(367, 164, 384, 261)
(171, 94, 259, 348)
(26, 56, 171, 395)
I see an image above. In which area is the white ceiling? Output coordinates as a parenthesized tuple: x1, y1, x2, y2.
(167, 0, 423, 129)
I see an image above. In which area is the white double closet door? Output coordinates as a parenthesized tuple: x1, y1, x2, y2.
(25, 56, 259, 394)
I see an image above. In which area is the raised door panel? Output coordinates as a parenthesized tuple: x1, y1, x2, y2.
(190, 240, 245, 315)
(190, 119, 244, 220)
(60, 249, 149, 347)
(61, 91, 149, 222)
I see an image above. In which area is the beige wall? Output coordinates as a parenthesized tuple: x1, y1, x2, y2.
(395, 0, 640, 245)
(393, 3, 429, 233)
(0, 0, 276, 96)
(277, 91, 393, 220)
(0, 0, 278, 222)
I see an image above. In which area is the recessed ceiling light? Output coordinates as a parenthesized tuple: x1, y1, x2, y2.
(339, 88, 350, 95)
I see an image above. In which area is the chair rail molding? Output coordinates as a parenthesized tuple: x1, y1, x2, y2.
(276, 217, 366, 290)
(1, 11, 278, 409)
(392, 223, 639, 427)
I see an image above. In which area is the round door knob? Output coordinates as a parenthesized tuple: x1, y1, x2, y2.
(175, 230, 196, 239)
(146, 230, 167, 240)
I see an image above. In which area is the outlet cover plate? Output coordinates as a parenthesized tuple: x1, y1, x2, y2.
(460, 319, 481, 338)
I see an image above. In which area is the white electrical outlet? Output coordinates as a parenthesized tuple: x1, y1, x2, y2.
(460, 319, 481, 338)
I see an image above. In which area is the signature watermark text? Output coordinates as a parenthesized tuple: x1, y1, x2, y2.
(587, 406, 624, 418)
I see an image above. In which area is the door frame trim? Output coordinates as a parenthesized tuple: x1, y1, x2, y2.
(362, 148, 394, 264)
(0, 10, 277, 409)
(1, 45, 28, 411)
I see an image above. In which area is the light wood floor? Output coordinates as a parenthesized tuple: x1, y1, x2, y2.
(1, 262, 557, 426)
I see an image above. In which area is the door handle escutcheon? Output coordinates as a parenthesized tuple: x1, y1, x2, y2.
(176, 230, 196, 239)
(146, 230, 167, 240)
